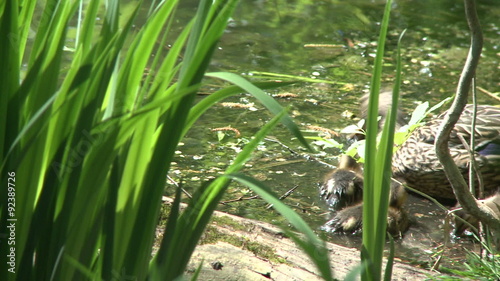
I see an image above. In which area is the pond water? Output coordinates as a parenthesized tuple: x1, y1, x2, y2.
(166, 0, 500, 271)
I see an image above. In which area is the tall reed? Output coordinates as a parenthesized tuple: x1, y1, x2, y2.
(1, 0, 332, 280)
(361, 0, 402, 280)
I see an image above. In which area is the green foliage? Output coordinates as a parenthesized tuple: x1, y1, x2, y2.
(431, 248, 500, 280)
(392, 97, 452, 149)
(343, 96, 452, 163)
(307, 136, 344, 150)
(249, 71, 343, 84)
(360, 0, 398, 280)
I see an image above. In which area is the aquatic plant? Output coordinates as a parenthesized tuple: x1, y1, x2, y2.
(359, 0, 401, 280)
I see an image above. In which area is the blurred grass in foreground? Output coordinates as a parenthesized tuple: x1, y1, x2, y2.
(0, 0, 331, 280)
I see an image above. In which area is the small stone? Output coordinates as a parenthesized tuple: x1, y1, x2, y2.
(210, 261, 223, 270)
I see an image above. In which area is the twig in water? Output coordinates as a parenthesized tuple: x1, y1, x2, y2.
(266, 185, 299, 209)
(220, 195, 260, 204)
(264, 137, 336, 169)
(167, 175, 192, 199)
(477, 86, 500, 102)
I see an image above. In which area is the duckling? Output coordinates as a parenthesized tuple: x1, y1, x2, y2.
(359, 91, 406, 132)
(348, 91, 406, 141)
(320, 155, 410, 237)
(319, 154, 363, 211)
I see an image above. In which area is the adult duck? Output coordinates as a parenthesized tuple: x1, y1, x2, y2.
(320, 92, 500, 234)
(392, 103, 500, 200)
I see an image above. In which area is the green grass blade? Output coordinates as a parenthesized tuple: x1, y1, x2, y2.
(17, 0, 37, 62)
(226, 173, 333, 281)
(249, 71, 344, 84)
(0, 0, 21, 160)
(127, 1, 241, 279)
(184, 80, 295, 137)
(361, 0, 393, 280)
(114, 0, 178, 114)
(383, 236, 395, 281)
(150, 109, 287, 280)
(206, 72, 312, 151)
(2, 0, 317, 280)
(78, 0, 100, 54)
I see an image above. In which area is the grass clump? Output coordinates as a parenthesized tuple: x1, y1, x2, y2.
(0, 1, 332, 280)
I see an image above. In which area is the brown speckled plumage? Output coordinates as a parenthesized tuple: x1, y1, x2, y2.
(392, 104, 500, 199)
(319, 93, 500, 236)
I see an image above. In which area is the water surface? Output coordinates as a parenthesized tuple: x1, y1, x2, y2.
(167, 0, 500, 270)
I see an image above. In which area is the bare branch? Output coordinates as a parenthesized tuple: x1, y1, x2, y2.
(434, 0, 500, 234)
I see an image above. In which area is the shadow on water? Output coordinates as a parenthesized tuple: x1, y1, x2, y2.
(166, 0, 500, 270)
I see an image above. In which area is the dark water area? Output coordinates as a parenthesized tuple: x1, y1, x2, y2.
(166, 0, 500, 270)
